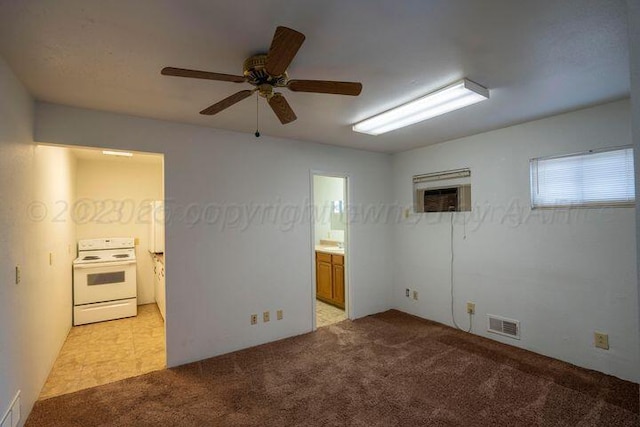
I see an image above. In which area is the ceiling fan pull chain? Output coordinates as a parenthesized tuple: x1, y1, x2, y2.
(255, 91, 261, 138)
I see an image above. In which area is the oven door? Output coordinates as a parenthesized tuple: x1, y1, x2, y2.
(73, 260, 137, 305)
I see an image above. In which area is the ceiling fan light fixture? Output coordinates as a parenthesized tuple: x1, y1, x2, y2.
(162, 26, 362, 125)
(352, 78, 489, 136)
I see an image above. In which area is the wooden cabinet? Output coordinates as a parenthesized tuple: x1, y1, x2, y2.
(316, 252, 333, 301)
(315, 251, 345, 309)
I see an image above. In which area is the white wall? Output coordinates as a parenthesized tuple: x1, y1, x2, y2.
(628, 0, 640, 385)
(313, 175, 345, 245)
(75, 157, 163, 304)
(34, 103, 394, 367)
(392, 99, 639, 382)
(0, 57, 76, 424)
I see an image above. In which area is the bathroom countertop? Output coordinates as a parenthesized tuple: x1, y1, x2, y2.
(315, 245, 344, 255)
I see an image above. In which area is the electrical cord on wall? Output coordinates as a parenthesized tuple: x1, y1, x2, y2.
(450, 212, 472, 333)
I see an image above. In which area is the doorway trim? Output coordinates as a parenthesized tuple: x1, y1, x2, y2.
(309, 170, 352, 331)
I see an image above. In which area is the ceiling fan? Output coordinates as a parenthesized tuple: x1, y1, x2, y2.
(161, 26, 363, 126)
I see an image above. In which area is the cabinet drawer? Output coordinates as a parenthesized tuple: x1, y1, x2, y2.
(316, 252, 332, 263)
(332, 254, 344, 265)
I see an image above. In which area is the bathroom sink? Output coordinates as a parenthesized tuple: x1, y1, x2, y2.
(317, 246, 344, 252)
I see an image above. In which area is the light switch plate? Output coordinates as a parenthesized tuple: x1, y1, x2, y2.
(263, 311, 270, 322)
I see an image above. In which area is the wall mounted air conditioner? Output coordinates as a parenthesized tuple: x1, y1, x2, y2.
(413, 168, 472, 213)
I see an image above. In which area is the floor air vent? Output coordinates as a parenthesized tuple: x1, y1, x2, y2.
(487, 315, 520, 339)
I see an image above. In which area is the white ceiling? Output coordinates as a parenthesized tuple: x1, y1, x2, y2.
(0, 0, 630, 153)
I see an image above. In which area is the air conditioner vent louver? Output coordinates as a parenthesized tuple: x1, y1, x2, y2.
(487, 314, 520, 339)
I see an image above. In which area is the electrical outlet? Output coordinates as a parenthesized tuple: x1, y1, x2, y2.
(412, 290, 418, 300)
(466, 302, 475, 315)
(405, 288, 410, 298)
(263, 311, 270, 322)
(250, 314, 258, 325)
(594, 332, 609, 350)
(15, 266, 20, 285)
(276, 310, 283, 320)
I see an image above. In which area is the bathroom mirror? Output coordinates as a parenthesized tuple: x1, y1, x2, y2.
(330, 200, 345, 231)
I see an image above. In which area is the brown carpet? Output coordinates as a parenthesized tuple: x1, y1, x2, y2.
(27, 310, 639, 426)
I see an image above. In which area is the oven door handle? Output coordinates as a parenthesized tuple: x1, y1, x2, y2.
(74, 260, 137, 269)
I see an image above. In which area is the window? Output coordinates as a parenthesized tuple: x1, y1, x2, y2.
(530, 147, 635, 208)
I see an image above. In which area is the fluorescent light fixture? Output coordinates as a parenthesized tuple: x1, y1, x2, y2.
(353, 78, 489, 135)
(102, 150, 133, 157)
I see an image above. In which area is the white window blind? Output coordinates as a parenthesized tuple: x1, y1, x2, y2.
(530, 147, 635, 208)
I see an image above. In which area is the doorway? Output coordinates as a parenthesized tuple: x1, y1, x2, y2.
(37, 145, 166, 399)
(312, 173, 349, 329)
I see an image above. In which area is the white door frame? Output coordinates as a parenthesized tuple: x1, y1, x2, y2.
(309, 170, 352, 331)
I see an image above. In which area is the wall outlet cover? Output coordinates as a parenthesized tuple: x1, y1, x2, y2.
(466, 302, 476, 315)
(594, 332, 609, 350)
(276, 310, 283, 320)
(250, 314, 258, 325)
(412, 290, 419, 300)
(405, 289, 410, 297)
(263, 311, 270, 322)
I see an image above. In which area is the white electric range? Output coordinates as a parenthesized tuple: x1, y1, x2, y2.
(73, 237, 137, 325)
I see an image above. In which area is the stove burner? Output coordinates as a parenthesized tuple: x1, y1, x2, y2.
(83, 256, 100, 260)
(113, 254, 129, 259)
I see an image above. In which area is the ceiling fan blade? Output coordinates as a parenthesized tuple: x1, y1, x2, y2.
(200, 90, 255, 115)
(161, 67, 246, 83)
(268, 93, 297, 124)
(287, 80, 363, 96)
(265, 26, 306, 77)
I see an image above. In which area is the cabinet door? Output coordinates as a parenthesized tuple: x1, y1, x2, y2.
(332, 263, 345, 308)
(316, 260, 333, 300)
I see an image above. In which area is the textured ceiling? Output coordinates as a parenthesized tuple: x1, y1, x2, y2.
(0, 0, 630, 153)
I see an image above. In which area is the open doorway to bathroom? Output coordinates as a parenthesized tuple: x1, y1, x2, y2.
(312, 174, 349, 329)
(36, 144, 167, 400)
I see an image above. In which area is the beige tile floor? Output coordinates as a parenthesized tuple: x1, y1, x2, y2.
(316, 299, 347, 328)
(39, 303, 165, 400)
